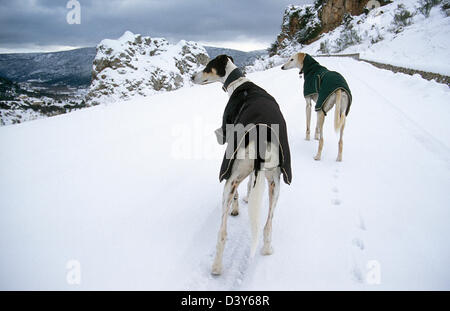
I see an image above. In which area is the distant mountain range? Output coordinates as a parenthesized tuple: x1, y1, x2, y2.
(0, 48, 96, 87)
(204, 46, 266, 69)
(0, 46, 266, 88)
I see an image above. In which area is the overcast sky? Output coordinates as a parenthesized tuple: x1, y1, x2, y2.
(0, 0, 312, 53)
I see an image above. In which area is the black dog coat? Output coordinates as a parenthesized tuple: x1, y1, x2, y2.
(216, 82, 292, 185)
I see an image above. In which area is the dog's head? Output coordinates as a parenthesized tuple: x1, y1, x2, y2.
(281, 52, 305, 71)
(191, 54, 235, 85)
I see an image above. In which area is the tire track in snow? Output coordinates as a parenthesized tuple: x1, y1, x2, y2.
(184, 196, 255, 290)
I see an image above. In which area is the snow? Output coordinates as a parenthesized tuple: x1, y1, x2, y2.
(245, 54, 286, 73)
(1, 57, 449, 290)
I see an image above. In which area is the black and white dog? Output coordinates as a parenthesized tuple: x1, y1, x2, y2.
(192, 55, 292, 275)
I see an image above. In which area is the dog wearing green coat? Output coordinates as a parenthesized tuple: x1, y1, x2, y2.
(281, 53, 352, 161)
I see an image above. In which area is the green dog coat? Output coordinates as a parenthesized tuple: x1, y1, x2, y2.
(302, 54, 352, 115)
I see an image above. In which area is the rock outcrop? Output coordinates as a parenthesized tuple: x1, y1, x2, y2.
(269, 0, 379, 56)
(86, 31, 209, 103)
(320, 0, 369, 32)
(272, 5, 322, 53)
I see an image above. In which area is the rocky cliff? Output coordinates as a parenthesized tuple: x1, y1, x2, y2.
(269, 0, 381, 56)
(86, 31, 209, 104)
(271, 4, 322, 53)
(320, 0, 369, 32)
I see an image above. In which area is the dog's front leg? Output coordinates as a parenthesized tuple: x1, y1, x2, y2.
(212, 178, 239, 275)
(262, 168, 280, 255)
(305, 97, 312, 141)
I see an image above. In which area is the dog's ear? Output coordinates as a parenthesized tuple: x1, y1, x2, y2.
(204, 54, 232, 77)
(297, 52, 305, 64)
(215, 55, 230, 77)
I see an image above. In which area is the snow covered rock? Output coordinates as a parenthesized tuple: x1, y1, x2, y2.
(320, 0, 371, 32)
(86, 31, 209, 104)
(269, 4, 322, 57)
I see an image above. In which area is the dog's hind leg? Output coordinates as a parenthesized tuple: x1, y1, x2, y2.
(337, 119, 346, 162)
(309, 95, 320, 140)
(231, 192, 239, 216)
(211, 160, 252, 275)
(242, 174, 253, 204)
(305, 97, 312, 141)
(211, 177, 240, 275)
(262, 168, 281, 255)
(336, 92, 348, 162)
(314, 110, 325, 161)
(314, 122, 320, 141)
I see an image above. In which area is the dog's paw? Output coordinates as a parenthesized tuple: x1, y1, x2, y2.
(305, 134, 310, 141)
(314, 155, 321, 161)
(261, 245, 273, 256)
(211, 264, 222, 276)
(336, 156, 342, 162)
(231, 210, 239, 216)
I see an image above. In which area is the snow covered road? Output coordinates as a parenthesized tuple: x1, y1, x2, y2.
(1, 58, 449, 290)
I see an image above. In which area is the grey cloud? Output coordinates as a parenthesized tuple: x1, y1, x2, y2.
(0, 0, 312, 49)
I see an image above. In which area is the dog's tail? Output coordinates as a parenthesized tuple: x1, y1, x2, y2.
(248, 170, 265, 257)
(334, 89, 345, 132)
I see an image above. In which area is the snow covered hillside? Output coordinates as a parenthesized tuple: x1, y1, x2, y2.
(86, 31, 209, 104)
(0, 58, 449, 290)
(251, 0, 450, 75)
